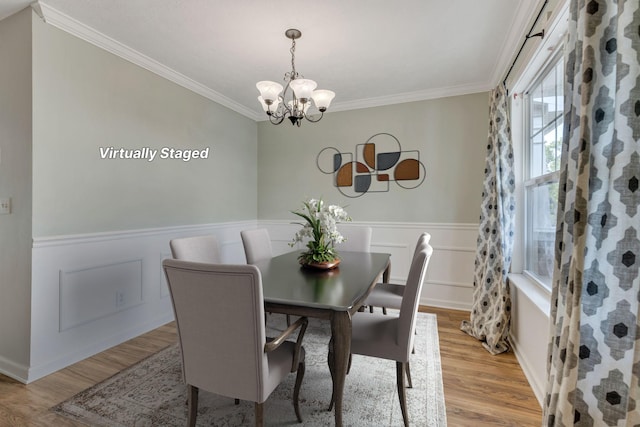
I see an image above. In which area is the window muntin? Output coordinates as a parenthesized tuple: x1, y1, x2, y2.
(524, 56, 563, 288)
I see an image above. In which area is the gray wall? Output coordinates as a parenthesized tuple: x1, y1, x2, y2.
(32, 16, 258, 237)
(257, 93, 488, 223)
(0, 8, 32, 374)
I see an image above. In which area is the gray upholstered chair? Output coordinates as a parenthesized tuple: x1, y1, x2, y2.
(365, 232, 431, 314)
(169, 235, 221, 263)
(336, 225, 372, 253)
(240, 228, 273, 264)
(349, 244, 433, 427)
(363, 233, 431, 386)
(162, 259, 308, 427)
(240, 228, 292, 325)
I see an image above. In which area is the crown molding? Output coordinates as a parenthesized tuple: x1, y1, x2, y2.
(330, 82, 492, 113)
(34, 1, 262, 121)
(489, 0, 546, 88)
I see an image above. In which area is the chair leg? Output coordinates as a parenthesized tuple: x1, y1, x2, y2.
(286, 314, 291, 326)
(235, 398, 240, 405)
(293, 360, 305, 422)
(187, 385, 199, 427)
(369, 305, 374, 313)
(255, 402, 264, 427)
(406, 362, 413, 388)
(396, 362, 409, 427)
(383, 307, 387, 315)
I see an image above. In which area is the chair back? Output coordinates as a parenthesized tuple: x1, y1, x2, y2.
(170, 235, 221, 263)
(412, 232, 431, 257)
(398, 244, 433, 359)
(337, 225, 372, 252)
(241, 228, 274, 263)
(162, 259, 269, 402)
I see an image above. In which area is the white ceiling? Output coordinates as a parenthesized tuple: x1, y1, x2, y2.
(1, 0, 541, 120)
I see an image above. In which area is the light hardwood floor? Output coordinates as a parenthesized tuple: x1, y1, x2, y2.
(425, 306, 542, 426)
(0, 307, 542, 426)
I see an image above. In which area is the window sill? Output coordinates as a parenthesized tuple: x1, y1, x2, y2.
(508, 273, 551, 317)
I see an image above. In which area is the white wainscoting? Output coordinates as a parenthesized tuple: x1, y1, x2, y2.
(260, 220, 477, 311)
(25, 219, 475, 383)
(509, 274, 551, 405)
(28, 220, 255, 383)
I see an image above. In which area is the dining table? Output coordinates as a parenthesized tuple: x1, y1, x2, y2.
(254, 250, 391, 427)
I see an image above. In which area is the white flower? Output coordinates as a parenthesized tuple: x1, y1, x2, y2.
(289, 198, 352, 248)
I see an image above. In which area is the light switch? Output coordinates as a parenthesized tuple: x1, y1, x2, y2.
(0, 198, 11, 214)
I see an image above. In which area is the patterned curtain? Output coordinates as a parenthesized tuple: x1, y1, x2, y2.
(543, 0, 640, 425)
(460, 84, 516, 355)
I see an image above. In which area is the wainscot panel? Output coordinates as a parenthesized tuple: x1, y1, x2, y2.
(59, 259, 143, 331)
(28, 220, 254, 383)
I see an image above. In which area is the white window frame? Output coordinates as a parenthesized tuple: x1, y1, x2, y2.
(509, 1, 569, 303)
(522, 53, 563, 290)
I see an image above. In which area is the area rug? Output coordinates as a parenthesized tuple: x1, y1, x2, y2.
(52, 312, 447, 426)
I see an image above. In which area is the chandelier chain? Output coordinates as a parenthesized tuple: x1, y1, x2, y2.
(290, 38, 297, 78)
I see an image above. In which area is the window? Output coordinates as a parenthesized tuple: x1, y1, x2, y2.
(524, 55, 563, 289)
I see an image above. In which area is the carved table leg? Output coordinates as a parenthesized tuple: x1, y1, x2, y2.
(327, 311, 351, 427)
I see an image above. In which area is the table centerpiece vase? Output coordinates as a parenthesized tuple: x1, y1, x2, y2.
(290, 198, 350, 270)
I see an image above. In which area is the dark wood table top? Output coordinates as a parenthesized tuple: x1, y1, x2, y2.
(255, 250, 391, 312)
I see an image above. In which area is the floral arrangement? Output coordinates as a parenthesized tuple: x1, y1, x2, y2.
(290, 198, 351, 264)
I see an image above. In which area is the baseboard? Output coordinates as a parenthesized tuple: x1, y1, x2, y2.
(26, 313, 174, 384)
(0, 356, 30, 384)
(422, 297, 472, 311)
(510, 333, 545, 406)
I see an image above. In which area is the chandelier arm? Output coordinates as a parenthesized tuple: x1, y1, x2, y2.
(303, 111, 325, 123)
(268, 113, 285, 125)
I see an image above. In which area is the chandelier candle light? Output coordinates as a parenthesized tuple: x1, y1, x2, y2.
(257, 29, 335, 127)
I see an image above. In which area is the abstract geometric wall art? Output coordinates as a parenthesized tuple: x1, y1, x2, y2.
(316, 133, 426, 198)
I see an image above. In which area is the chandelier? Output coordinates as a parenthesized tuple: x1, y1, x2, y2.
(256, 29, 335, 127)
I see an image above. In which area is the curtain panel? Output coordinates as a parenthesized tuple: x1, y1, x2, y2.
(544, 0, 640, 425)
(461, 84, 516, 355)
